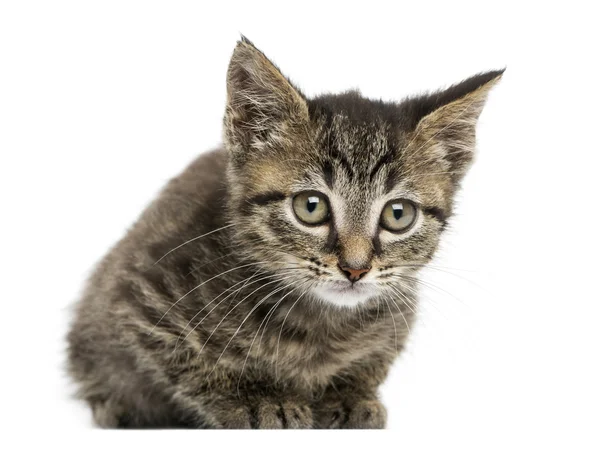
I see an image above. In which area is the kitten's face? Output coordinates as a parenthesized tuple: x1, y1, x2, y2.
(224, 39, 501, 308)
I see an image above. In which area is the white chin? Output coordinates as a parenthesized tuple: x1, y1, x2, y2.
(312, 282, 378, 307)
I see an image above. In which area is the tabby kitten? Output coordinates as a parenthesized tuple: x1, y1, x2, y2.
(67, 37, 502, 429)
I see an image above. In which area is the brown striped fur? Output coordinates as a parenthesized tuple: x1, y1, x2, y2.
(67, 37, 502, 428)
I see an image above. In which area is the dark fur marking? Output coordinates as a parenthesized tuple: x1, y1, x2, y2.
(423, 206, 447, 226)
(330, 148, 354, 178)
(320, 111, 354, 179)
(322, 161, 334, 189)
(369, 148, 395, 182)
(249, 406, 260, 429)
(278, 404, 287, 428)
(119, 282, 166, 326)
(246, 191, 286, 206)
(324, 226, 338, 254)
(143, 269, 176, 300)
(384, 166, 401, 193)
(373, 234, 383, 256)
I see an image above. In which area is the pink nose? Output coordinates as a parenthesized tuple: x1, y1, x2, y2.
(338, 265, 371, 282)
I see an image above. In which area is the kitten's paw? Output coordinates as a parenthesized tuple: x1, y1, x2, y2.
(215, 405, 253, 429)
(257, 399, 313, 429)
(344, 399, 387, 429)
(210, 398, 313, 429)
(314, 401, 347, 429)
(281, 401, 313, 429)
(315, 399, 387, 429)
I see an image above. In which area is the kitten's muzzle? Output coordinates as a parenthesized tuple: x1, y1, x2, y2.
(338, 264, 371, 283)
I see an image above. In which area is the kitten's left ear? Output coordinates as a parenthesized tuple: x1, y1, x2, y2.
(224, 37, 309, 163)
(407, 69, 504, 181)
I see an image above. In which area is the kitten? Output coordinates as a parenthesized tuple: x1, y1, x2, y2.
(67, 37, 502, 429)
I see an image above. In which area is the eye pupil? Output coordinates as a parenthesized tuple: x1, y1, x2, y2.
(307, 196, 319, 213)
(392, 204, 403, 220)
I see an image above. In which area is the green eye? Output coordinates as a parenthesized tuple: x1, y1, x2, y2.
(380, 199, 418, 232)
(292, 191, 330, 225)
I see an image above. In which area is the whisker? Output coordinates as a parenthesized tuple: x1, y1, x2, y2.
(148, 261, 278, 335)
(175, 269, 270, 348)
(385, 292, 412, 335)
(387, 284, 418, 316)
(236, 280, 309, 398)
(390, 273, 466, 306)
(274, 285, 312, 380)
(383, 298, 399, 352)
(178, 269, 301, 347)
(399, 262, 478, 273)
(203, 279, 299, 378)
(195, 275, 299, 360)
(184, 251, 236, 278)
(403, 264, 489, 294)
(152, 223, 235, 266)
(256, 280, 308, 355)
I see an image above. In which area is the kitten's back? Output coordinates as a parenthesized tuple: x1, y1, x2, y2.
(67, 148, 231, 427)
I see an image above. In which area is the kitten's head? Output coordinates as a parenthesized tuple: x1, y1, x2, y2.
(223, 38, 502, 308)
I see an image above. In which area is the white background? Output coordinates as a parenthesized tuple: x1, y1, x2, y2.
(1, 0, 599, 448)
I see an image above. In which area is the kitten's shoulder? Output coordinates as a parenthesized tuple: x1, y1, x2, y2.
(116, 147, 230, 260)
(163, 147, 228, 199)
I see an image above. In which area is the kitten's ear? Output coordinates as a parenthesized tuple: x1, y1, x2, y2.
(407, 69, 504, 181)
(224, 37, 309, 162)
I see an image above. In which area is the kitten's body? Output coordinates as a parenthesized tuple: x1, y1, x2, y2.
(69, 148, 407, 427)
(68, 39, 502, 428)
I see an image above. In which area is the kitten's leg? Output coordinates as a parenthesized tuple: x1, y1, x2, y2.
(170, 373, 314, 429)
(312, 352, 395, 429)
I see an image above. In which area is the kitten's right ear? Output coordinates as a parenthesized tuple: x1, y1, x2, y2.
(224, 37, 309, 163)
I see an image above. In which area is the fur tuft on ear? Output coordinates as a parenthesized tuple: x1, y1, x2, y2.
(223, 38, 309, 164)
(404, 70, 504, 182)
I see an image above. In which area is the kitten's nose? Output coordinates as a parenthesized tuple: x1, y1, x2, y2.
(338, 265, 371, 282)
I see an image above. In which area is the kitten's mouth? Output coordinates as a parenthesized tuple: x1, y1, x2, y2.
(326, 281, 370, 293)
(312, 280, 378, 307)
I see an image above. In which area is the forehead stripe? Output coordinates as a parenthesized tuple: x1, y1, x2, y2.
(328, 148, 354, 178)
(322, 161, 334, 189)
(369, 148, 395, 182)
